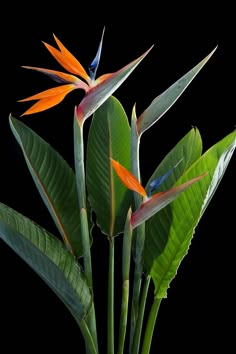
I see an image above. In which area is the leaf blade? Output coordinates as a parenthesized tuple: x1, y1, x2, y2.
(9, 115, 83, 257)
(146, 127, 203, 193)
(86, 96, 132, 236)
(0, 202, 92, 320)
(144, 130, 236, 298)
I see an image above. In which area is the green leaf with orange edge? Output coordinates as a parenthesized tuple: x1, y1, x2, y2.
(0, 202, 92, 321)
(144, 129, 236, 298)
(9, 115, 86, 258)
(86, 96, 133, 237)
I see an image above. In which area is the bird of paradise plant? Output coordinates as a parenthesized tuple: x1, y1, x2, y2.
(0, 28, 235, 354)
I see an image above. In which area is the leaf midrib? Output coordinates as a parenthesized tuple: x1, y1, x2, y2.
(25, 151, 74, 254)
(10, 120, 74, 255)
(108, 114, 114, 238)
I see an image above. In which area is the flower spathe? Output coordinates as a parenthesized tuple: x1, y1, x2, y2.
(19, 30, 153, 124)
(111, 158, 207, 229)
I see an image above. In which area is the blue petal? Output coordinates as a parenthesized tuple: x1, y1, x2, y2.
(148, 159, 183, 197)
(89, 27, 105, 80)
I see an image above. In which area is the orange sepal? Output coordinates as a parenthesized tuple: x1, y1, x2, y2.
(111, 158, 147, 198)
(19, 84, 76, 116)
(43, 35, 90, 83)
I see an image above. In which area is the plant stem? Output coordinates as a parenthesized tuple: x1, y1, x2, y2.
(117, 208, 133, 354)
(141, 297, 162, 354)
(74, 116, 98, 352)
(107, 236, 115, 354)
(132, 275, 151, 354)
(129, 108, 146, 352)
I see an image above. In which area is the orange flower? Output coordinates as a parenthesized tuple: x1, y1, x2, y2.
(111, 158, 207, 228)
(19, 29, 152, 124)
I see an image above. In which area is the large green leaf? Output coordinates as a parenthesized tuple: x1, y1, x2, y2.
(144, 130, 236, 298)
(0, 202, 92, 320)
(132, 127, 201, 259)
(86, 96, 132, 237)
(9, 115, 83, 257)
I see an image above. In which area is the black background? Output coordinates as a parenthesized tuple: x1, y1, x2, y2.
(1, 3, 235, 353)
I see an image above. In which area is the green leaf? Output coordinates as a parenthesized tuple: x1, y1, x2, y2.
(86, 96, 133, 237)
(146, 127, 203, 193)
(144, 130, 236, 298)
(9, 115, 83, 257)
(0, 202, 92, 321)
(137, 47, 217, 136)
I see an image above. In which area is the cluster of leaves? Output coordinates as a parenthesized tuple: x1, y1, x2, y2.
(0, 31, 235, 354)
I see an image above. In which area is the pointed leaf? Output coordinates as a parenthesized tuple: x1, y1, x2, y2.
(144, 130, 236, 298)
(76, 46, 153, 123)
(132, 127, 202, 278)
(0, 202, 92, 320)
(86, 96, 132, 237)
(9, 115, 84, 257)
(137, 47, 217, 135)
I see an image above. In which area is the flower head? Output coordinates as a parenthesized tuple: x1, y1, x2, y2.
(19, 29, 152, 124)
(111, 158, 207, 228)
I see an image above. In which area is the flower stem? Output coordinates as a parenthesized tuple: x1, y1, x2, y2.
(129, 108, 146, 352)
(141, 297, 162, 354)
(132, 275, 151, 354)
(129, 222, 145, 350)
(117, 208, 133, 354)
(107, 236, 115, 354)
(74, 117, 92, 286)
(80, 208, 93, 286)
(74, 116, 98, 352)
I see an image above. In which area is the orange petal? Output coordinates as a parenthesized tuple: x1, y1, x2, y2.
(111, 158, 147, 198)
(22, 66, 89, 91)
(43, 35, 90, 83)
(19, 84, 76, 116)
